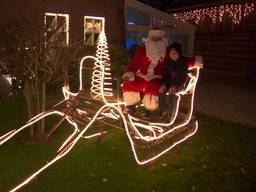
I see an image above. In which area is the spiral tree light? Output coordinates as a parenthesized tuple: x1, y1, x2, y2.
(91, 32, 113, 100)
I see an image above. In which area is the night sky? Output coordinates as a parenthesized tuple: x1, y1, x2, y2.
(138, 0, 227, 11)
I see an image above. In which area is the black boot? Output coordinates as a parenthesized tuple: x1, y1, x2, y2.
(158, 109, 168, 118)
(142, 109, 158, 120)
(123, 105, 137, 114)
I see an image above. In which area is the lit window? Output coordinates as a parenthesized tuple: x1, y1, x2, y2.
(44, 13, 69, 46)
(84, 16, 105, 46)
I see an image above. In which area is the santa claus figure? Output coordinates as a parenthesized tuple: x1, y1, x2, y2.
(122, 28, 168, 113)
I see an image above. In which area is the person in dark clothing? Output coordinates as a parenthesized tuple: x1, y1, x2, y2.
(158, 42, 188, 119)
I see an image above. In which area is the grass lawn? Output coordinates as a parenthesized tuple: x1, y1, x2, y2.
(0, 95, 255, 192)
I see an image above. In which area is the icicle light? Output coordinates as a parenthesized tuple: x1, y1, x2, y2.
(171, 2, 255, 24)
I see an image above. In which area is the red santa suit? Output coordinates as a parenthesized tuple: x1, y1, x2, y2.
(122, 30, 168, 110)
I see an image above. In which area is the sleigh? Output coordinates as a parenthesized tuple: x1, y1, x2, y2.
(0, 32, 202, 191)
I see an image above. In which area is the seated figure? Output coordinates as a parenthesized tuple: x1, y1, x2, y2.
(159, 43, 188, 119)
(122, 28, 168, 116)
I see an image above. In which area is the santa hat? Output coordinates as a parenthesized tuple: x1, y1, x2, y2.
(148, 27, 166, 38)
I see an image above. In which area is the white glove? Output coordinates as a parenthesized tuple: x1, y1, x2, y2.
(122, 72, 134, 82)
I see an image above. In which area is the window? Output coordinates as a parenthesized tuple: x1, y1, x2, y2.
(44, 13, 69, 46)
(126, 6, 151, 26)
(84, 16, 105, 45)
(125, 31, 147, 49)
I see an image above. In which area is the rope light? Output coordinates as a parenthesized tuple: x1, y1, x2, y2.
(171, 2, 255, 24)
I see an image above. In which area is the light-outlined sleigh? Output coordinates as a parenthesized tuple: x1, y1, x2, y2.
(0, 32, 203, 192)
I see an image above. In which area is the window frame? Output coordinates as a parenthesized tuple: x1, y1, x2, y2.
(84, 16, 105, 46)
(44, 13, 70, 46)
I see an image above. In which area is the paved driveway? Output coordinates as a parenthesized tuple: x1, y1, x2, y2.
(194, 83, 256, 128)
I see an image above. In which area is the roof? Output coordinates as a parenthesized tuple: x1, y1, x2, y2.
(126, 0, 196, 32)
(138, 0, 254, 11)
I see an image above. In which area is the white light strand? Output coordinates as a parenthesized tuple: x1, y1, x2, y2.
(126, 66, 200, 143)
(171, 2, 255, 24)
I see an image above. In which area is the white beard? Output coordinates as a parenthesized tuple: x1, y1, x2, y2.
(145, 37, 168, 64)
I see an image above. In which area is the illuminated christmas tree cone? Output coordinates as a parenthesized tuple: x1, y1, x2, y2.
(91, 31, 114, 102)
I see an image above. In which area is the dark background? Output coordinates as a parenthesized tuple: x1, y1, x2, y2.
(138, 0, 241, 10)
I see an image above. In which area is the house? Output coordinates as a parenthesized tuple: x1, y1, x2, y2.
(0, 0, 125, 46)
(0, 0, 195, 53)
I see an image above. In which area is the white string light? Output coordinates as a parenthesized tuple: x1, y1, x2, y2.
(0, 32, 202, 191)
(171, 2, 255, 24)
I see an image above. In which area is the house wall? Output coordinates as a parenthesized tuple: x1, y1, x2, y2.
(193, 12, 256, 81)
(195, 32, 256, 81)
(0, 0, 125, 45)
(195, 13, 256, 34)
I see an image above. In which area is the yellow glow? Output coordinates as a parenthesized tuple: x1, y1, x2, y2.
(84, 16, 105, 32)
(84, 16, 105, 45)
